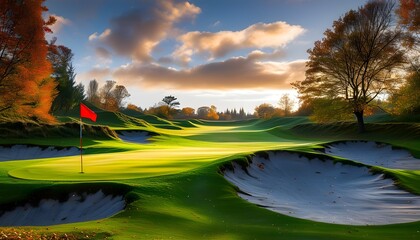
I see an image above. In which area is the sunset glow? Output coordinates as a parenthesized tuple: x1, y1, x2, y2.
(46, 0, 366, 113)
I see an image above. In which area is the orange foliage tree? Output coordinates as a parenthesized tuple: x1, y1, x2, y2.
(207, 105, 219, 120)
(0, 0, 56, 122)
(197, 106, 219, 120)
(126, 103, 142, 112)
(181, 107, 195, 118)
(398, 0, 420, 32)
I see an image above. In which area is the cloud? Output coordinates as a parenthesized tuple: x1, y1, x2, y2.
(88, 0, 200, 62)
(247, 50, 285, 61)
(49, 15, 71, 33)
(173, 21, 305, 63)
(76, 67, 112, 83)
(112, 53, 306, 90)
(95, 47, 112, 60)
(89, 29, 111, 41)
(212, 20, 221, 27)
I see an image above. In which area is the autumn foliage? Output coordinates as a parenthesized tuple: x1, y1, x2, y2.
(0, 0, 56, 122)
(397, 0, 420, 32)
(86, 79, 130, 112)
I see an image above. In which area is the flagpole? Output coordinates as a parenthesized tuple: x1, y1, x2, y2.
(80, 117, 84, 173)
(79, 103, 97, 174)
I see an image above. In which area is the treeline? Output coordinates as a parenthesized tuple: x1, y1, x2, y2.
(127, 103, 254, 121)
(123, 95, 295, 121)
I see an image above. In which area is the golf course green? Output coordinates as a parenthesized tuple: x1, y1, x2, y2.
(1, 110, 420, 239)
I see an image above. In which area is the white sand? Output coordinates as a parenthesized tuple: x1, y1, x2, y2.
(325, 141, 420, 170)
(224, 151, 420, 225)
(0, 190, 125, 226)
(0, 145, 79, 161)
(118, 131, 151, 143)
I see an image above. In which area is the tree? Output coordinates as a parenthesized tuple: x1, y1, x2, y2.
(112, 85, 130, 109)
(196, 106, 219, 120)
(310, 99, 354, 123)
(181, 107, 195, 118)
(239, 108, 246, 119)
(221, 109, 232, 120)
(74, 83, 86, 105)
(254, 103, 276, 119)
(0, 0, 57, 121)
(87, 79, 100, 105)
(161, 95, 180, 109)
(126, 103, 142, 112)
(294, 100, 314, 116)
(390, 71, 420, 115)
(293, 0, 405, 132)
(278, 94, 295, 116)
(397, 0, 420, 33)
(197, 107, 209, 119)
(148, 105, 171, 119)
(392, 1, 420, 116)
(48, 41, 84, 112)
(157, 95, 180, 118)
(397, 0, 420, 74)
(207, 105, 219, 120)
(100, 80, 116, 110)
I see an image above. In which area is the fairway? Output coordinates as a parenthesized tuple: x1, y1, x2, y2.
(1, 0, 419, 238)
(1, 116, 420, 239)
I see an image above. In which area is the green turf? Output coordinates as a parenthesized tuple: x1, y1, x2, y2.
(1, 112, 420, 239)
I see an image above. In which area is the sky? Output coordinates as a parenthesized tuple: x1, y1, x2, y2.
(45, 0, 367, 114)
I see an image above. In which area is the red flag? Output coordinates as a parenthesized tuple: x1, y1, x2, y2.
(80, 103, 97, 122)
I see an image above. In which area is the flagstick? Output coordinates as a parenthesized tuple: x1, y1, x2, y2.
(80, 117, 84, 174)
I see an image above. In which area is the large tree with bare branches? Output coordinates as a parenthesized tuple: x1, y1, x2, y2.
(293, 0, 406, 132)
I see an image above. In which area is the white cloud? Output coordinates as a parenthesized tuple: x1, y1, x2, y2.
(173, 21, 305, 63)
(49, 15, 71, 33)
(212, 20, 221, 27)
(88, 29, 111, 41)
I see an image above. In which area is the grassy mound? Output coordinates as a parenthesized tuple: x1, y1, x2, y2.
(0, 122, 118, 139)
(291, 122, 420, 139)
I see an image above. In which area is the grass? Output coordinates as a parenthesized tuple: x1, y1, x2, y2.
(1, 112, 420, 239)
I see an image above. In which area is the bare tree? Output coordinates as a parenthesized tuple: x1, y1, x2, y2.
(112, 85, 130, 109)
(87, 79, 99, 104)
(100, 80, 116, 110)
(293, 0, 405, 132)
(278, 94, 295, 116)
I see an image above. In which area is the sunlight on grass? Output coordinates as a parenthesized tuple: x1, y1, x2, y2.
(5, 121, 319, 181)
(8, 141, 314, 181)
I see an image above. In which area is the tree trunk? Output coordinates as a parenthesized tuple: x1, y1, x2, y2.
(354, 110, 365, 133)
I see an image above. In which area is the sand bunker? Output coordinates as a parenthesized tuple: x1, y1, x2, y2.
(0, 145, 79, 161)
(224, 151, 420, 225)
(118, 131, 152, 143)
(325, 141, 420, 170)
(0, 190, 125, 226)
